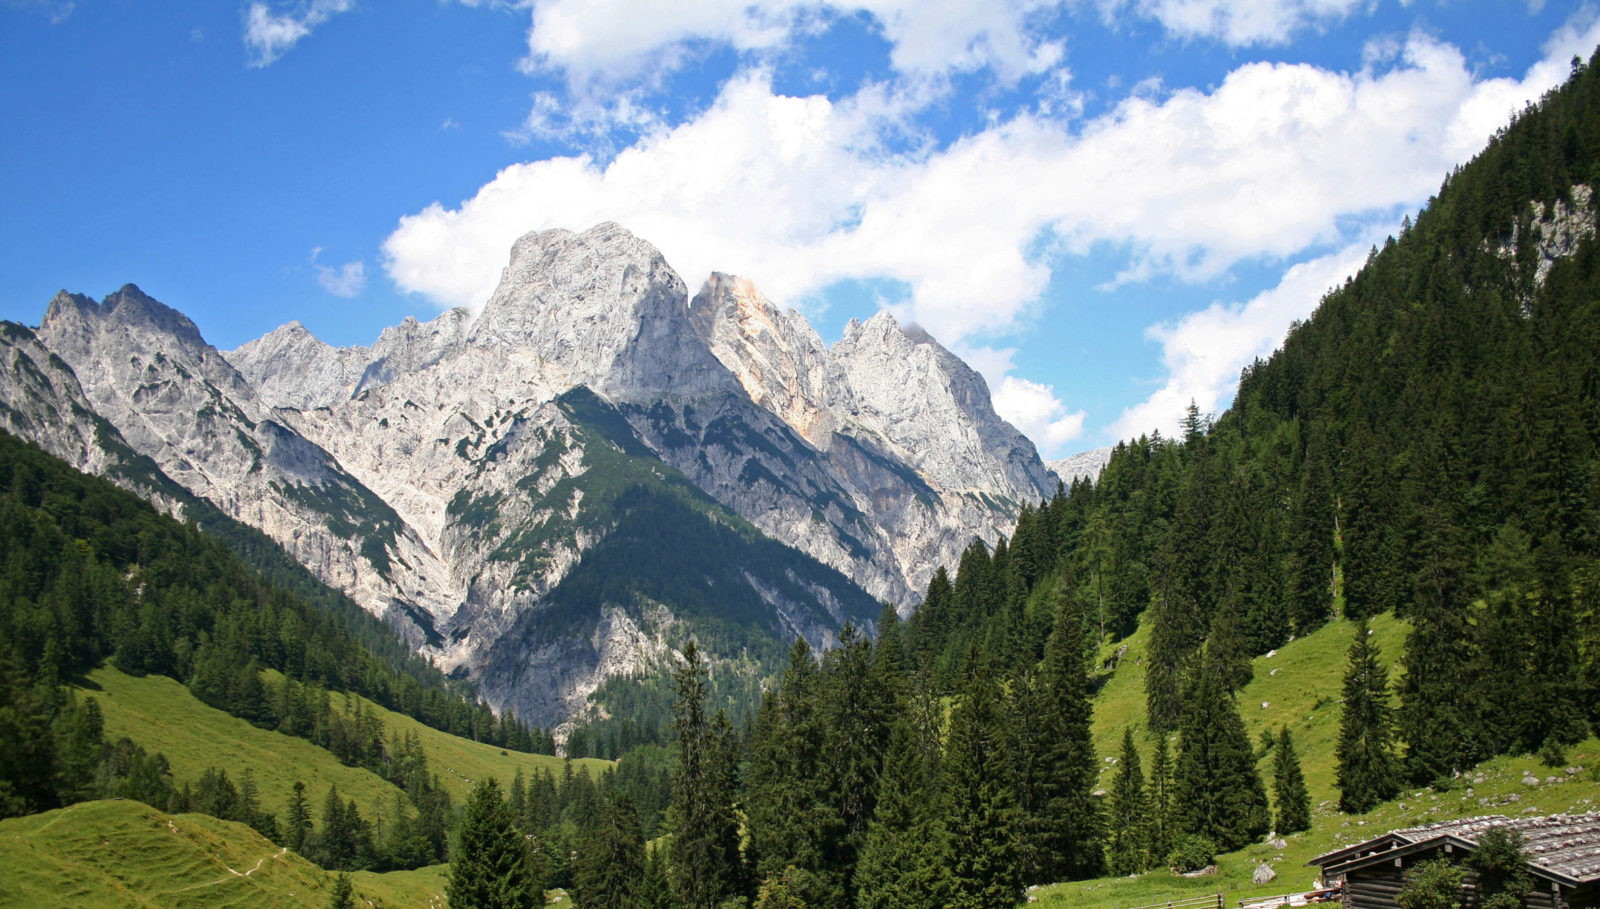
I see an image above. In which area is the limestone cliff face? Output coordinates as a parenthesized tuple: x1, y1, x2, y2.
(684, 272, 1059, 604)
(5, 223, 1062, 727)
(34, 285, 455, 650)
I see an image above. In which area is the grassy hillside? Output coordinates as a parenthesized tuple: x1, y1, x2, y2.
(79, 665, 613, 830)
(0, 799, 450, 909)
(314, 675, 613, 803)
(1042, 614, 1600, 909)
(79, 665, 408, 828)
(0, 800, 340, 908)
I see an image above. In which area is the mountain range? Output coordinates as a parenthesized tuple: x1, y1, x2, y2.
(0, 222, 1071, 729)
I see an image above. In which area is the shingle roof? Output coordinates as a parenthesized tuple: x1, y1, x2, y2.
(1313, 813, 1600, 885)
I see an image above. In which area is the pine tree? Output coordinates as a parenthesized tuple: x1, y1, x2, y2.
(1336, 621, 1400, 814)
(1146, 732, 1175, 866)
(1021, 589, 1103, 883)
(1105, 728, 1150, 876)
(572, 796, 646, 909)
(942, 665, 1022, 909)
(1172, 653, 1270, 851)
(1287, 430, 1336, 635)
(855, 686, 951, 909)
(1271, 727, 1310, 835)
(640, 845, 673, 909)
(447, 777, 538, 909)
(1397, 503, 1475, 785)
(668, 642, 744, 909)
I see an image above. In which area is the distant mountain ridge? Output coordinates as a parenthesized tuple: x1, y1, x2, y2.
(3, 222, 1061, 727)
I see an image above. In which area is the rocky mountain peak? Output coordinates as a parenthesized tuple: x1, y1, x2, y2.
(467, 222, 735, 402)
(689, 272, 839, 446)
(833, 308, 1052, 503)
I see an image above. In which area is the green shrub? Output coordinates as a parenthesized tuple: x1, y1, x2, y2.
(1167, 835, 1216, 873)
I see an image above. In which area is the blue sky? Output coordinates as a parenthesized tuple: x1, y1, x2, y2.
(3, 0, 1597, 456)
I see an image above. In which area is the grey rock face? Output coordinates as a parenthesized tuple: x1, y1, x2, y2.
(1048, 446, 1116, 486)
(34, 284, 454, 650)
(228, 308, 473, 410)
(468, 223, 736, 402)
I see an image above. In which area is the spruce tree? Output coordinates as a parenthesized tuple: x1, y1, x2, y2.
(1172, 653, 1269, 851)
(668, 642, 744, 909)
(447, 777, 538, 909)
(855, 687, 950, 909)
(1146, 732, 1175, 866)
(943, 665, 1023, 909)
(1105, 728, 1149, 876)
(1286, 430, 1336, 635)
(1021, 589, 1102, 883)
(572, 796, 646, 909)
(1336, 621, 1400, 814)
(1271, 727, 1310, 835)
(1398, 504, 1475, 785)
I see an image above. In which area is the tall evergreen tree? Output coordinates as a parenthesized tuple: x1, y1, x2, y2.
(1172, 653, 1270, 851)
(855, 686, 951, 909)
(818, 623, 899, 907)
(447, 777, 538, 909)
(572, 796, 646, 909)
(1336, 621, 1400, 814)
(745, 639, 827, 891)
(1105, 728, 1150, 876)
(1286, 429, 1336, 635)
(285, 781, 313, 853)
(1271, 727, 1311, 835)
(1398, 505, 1476, 785)
(943, 665, 1023, 909)
(1146, 732, 1175, 866)
(1020, 589, 1102, 883)
(668, 642, 744, 909)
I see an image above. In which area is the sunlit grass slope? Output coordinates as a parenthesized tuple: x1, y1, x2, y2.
(0, 799, 449, 909)
(1045, 614, 1600, 909)
(78, 665, 406, 826)
(314, 679, 614, 803)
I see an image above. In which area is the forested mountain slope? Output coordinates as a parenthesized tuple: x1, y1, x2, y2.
(692, 47, 1600, 909)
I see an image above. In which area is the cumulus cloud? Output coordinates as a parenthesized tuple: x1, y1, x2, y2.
(244, 0, 354, 67)
(1104, 7, 1600, 442)
(993, 375, 1088, 453)
(388, 21, 1595, 336)
(385, 12, 1600, 451)
(517, 0, 1069, 91)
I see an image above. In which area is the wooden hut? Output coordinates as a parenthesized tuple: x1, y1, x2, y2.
(1308, 813, 1600, 909)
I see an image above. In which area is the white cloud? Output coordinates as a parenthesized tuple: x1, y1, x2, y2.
(1107, 239, 1371, 442)
(993, 375, 1087, 454)
(244, 0, 354, 67)
(517, 0, 1069, 91)
(385, 13, 1600, 377)
(316, 259, 367, 298)
(1112, 0, 1374, 47)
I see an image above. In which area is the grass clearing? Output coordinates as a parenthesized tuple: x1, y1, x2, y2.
(310, 677, 613, 804)
(77, 665, 406, 828)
